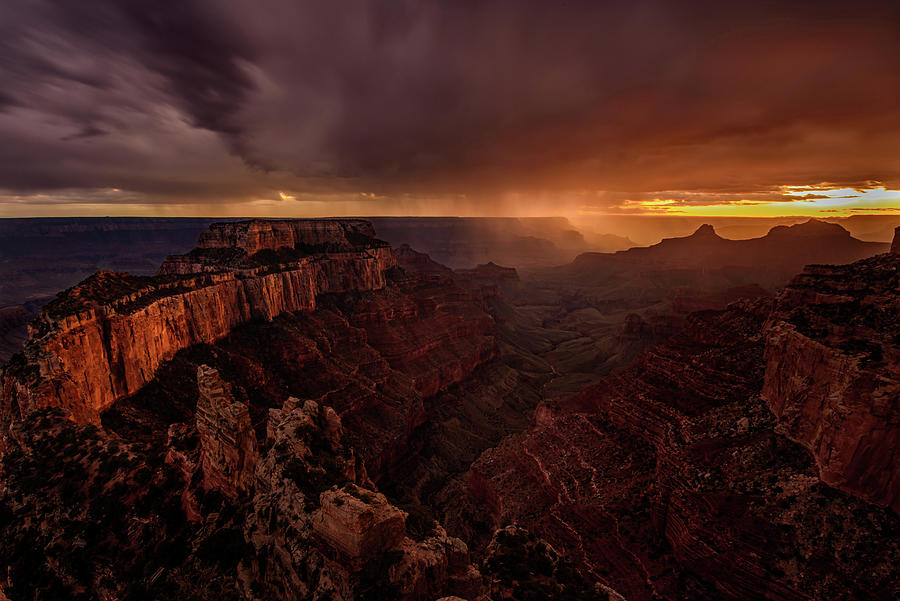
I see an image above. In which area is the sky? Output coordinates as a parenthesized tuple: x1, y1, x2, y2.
(1, 0, 899, 219)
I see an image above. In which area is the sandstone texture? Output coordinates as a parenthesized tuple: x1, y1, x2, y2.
(313, 484, 407, 559)
(195, 365, 259, 498)
(1, 220, 397, 424)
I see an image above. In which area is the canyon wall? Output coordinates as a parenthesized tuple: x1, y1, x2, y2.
(465, 296, 900, 600)
(2, 220, 398, 425)
(462, 239, 900, 599)
(762, 251, 900, 512)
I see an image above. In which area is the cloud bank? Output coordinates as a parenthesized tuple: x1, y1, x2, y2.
(1, 0, 899, 215)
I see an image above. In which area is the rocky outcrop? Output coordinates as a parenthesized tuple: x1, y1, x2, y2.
(762, 253, 900, 511)
(313, 484, 407, 560)
(396, 244, 519, 294)
(891, 226, 900, 253)
(1, 353, 490, 601)
(348, 286, 497, 400)
(195, 365, 259, 498)
(1, 220, 398, 424)
(481, 526, 625, 601)
(395, 244, 456, 283)
(453, 262, 520, 296)
(312, 483, 482, 599)
(97, 261, 498, 485)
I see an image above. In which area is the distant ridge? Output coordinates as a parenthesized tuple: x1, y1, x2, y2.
(556, 219, 888, 291)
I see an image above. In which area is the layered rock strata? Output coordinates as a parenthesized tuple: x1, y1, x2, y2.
(313, 484, 408, 559)
(465, 281, 900, 600)
(762, 251, 900, 511)
(1, 220, 397, 424)
(195, 365, 259, 498)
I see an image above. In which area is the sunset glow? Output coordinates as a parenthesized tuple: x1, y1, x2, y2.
(602, 186, 900, 218)
(1, 1, 899, 220)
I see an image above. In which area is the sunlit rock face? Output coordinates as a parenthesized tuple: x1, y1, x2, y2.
(1, 216, 898, 601)
(0, 220, 397, 424)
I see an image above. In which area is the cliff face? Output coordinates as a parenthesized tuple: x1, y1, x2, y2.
(4, 216, 897, 601)
(96, 262, 497, 483)
(762, 253, 900, 511)
(2, 221, 397, 424)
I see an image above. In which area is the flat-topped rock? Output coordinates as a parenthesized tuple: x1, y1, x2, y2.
(197, 219, 381, 255)
(313, 483, 407, 559)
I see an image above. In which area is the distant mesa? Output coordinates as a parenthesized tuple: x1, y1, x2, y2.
(160, 218, 392, 275)
(689, 223, 720, 238)
(558, 218, 888, 291)
(196, 218, 381, 255)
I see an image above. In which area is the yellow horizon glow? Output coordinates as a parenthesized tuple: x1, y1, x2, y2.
(597, 186, 900, 218)
(1, 185, 899, 219)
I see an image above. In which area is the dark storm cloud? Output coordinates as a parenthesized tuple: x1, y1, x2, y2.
(0, 0, 899, 212)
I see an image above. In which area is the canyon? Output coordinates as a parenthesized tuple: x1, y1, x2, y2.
(0, 218, 898, 601)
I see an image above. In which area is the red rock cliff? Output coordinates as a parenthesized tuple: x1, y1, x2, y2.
(2, 220, 397, 424)
(762, 254, 900, 512)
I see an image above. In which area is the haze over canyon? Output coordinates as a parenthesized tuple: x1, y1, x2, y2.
(2, 1, 900, 600)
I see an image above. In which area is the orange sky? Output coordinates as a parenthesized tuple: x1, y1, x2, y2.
(1, 2, 899, 219)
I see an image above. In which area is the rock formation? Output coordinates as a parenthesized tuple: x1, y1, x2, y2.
(1, 220, 397, 424)
(552, 219, 888, 291)
(195, 365, 259, 498)
(0, 356, 486, 600)
(464, 263, 900, 600)
(196, 219, 380, 255)
(314, 484, 408, 560)
(762, 252, 900, 511)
